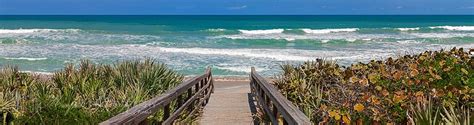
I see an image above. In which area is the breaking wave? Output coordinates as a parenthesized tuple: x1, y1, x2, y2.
(429, 26, 474, 31)
(396, 40, 421, 44)
(301, 28, 358, 34)
(205, 28, 227, 32)
(157, 47, 314, 61)
(0, 29, 81, 34)
(213, 32, 474, 42)
(238, 29, 284, 34)
(0, 28, 161, 44)
(3, 57, 48, 61)
(397, 28, 420, 31)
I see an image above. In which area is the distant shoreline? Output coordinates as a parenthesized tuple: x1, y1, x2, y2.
(25, 71, 256, 81)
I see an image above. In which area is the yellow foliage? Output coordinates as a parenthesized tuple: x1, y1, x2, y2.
(368, 73, 379, 83)
(410, 69, 419, 77)
(359, 78, 369, 86)
(354, 103, 365, 112)
(334, 114, 341, 120)
(461, 68, 468, 75)
(328, 110, 341, 120)
(342, 115, 351, 124)
(328, 110, 338, 117)
(375, 86, 382, 91)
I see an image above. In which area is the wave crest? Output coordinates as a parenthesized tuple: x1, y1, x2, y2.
(301, 28, 358, 34)
(206, 28, 227, 32)
(238, 29, 284, 34)
(4, 57, 48, 61)
(397, 28, 420, 31)
(0, 29, 81, 34)
(396, 40, 421, 44)
(429, 26, 474, 31)
(158, 47, 313, 61)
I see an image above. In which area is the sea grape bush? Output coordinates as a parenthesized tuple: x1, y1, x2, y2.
(274, 48, 473, 124)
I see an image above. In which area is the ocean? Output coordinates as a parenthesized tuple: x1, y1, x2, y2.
(0, 15, 473, 76)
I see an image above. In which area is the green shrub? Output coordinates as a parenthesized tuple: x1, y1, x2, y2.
(274, 48, 473, 124)
(0, 66, 39, 124)
(1, 59, 183, 124)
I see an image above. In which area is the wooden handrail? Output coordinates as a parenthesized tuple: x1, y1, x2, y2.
(250, 67, 311, 125)
(101, 67, 214, 125)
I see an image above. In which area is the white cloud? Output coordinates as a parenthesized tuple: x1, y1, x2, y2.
(228, 5, 247, 10)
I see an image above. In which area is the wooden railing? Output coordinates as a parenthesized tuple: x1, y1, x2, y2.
(250, 67, 311, 125)
(101, 67, 214, 125)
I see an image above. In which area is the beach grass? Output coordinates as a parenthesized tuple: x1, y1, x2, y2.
(1, 59, 183, 124)
(273, 47, 473, 124)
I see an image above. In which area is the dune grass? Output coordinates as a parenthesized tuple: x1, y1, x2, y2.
(1, 59, 183, 124)
(274, 48, 473, 124)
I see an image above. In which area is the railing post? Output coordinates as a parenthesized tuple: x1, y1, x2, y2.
(203, 78, 208, 104)
(210, 75, 214, 93)
(195, 82, 200, 93)
(200, 79, 204, 90)
(139, 118, 149, 125)
(250, 67, 312, 125)
(186, 88, 193, 111)
(177, 95, 183, 109)
(273, 104, 279, 124)
(163, 104, 170, 121)
(100, 67, 215, 125)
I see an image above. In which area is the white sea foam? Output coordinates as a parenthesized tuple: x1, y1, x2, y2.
(409, 32, 474, 38)
(215, 34, 380, 42)
(238, 29, 284, 34)
(284, 38, 296, 41)
(21, 71, 54, 75)
(0, 29, 43, 34)
(215, 66, 264, 73)
(215, 31, 474, 41)
(2, 43, 474, 77)
(0, 29, 160, 44)
(157, 47, 314, 61)
(346, 39, 357, 42)
(397, 40, 421, 44)
(429, 26, 474, 31)
(301, 28, 358, 34)
(397, 28, 420, 31)
(0, 29, 80, 34)
(4, 57, 48, 61)
(206, 28, 226, 32)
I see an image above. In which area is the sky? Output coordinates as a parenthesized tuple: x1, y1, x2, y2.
(0, 0, 473, 15)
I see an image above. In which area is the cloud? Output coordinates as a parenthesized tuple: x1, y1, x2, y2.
(228, 5, 247, 10)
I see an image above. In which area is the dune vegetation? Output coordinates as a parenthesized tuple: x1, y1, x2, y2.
(1, 59, 183, 124)
(274, 48, 473, 124)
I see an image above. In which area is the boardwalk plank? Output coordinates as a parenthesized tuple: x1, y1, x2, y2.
(199, 81, 253, 125)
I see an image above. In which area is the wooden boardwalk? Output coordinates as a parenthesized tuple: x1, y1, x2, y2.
(101, 68, 310, 125)
(199, 81, 254, 125)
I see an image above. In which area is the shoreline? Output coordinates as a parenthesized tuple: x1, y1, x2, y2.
(186, 76, 252, 81)
(26, 71, 260, 82)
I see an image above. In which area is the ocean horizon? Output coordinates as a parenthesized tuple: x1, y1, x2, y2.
(1, 15, 473, 76)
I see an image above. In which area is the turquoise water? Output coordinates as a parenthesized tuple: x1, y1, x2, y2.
(0, 15, 473, 76)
